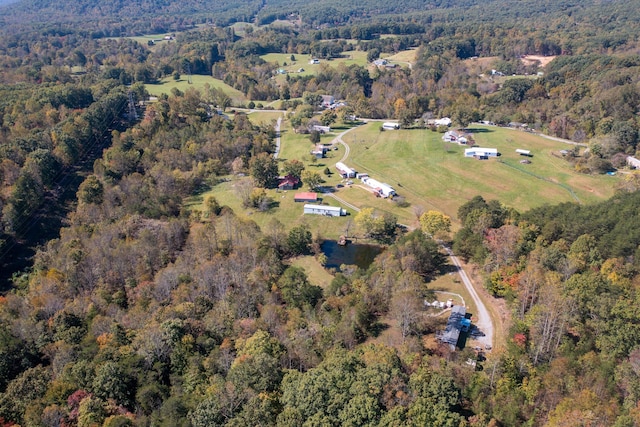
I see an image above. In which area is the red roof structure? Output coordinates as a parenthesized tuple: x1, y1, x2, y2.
(278, 175, 300, 190)
(294, 192, 318, 202)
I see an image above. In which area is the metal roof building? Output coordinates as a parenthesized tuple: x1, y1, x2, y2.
(440, 305, 468, 350)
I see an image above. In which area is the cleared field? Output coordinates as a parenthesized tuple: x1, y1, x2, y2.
(345, 123, 617, 222)
(262, 50, 370, 81)
(290, 255, 335, 289)
(383, 48, 417, 64)
(146, 75, 247, 104)
(246, 111, 283, 126)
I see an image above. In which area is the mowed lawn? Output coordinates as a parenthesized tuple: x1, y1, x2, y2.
(262, 51, 369, 80)
(146, 75, 247, 104)
(345, 123, 618, 222)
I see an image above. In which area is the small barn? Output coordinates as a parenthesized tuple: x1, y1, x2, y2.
(464, 148, 498, 159)
(303, 204, 345, 217)
(294, 192, 318, 203)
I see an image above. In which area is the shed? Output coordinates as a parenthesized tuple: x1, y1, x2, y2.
(294, 192, 318, 203)
(303, 204, 345, 217)
(516, 149, 532, 157)
(382, 122, 400, 130)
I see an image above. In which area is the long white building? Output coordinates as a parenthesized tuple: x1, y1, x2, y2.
(362, 177, 396, 198)
(303, 204, 346, 217)
(464, 147, 498, 158)
(335, 162, 356, 178)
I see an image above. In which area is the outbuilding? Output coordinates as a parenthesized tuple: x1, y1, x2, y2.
(516, 149, 532, 157)
(303, 204, 345, 217)
(294, 192, 318, 203)
(382, 122, 400, 130)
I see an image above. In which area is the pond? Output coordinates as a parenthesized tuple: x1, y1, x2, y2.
(321, 240, 384, 271)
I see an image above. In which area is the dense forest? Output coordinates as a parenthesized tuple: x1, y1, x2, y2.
(2, 0, 640, 425)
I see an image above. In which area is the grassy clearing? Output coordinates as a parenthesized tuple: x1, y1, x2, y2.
(383, 49, 417, 64)
(246, 111, 283, 126)
(145, 75, 247, 104)
(290, 255, 335, 289)
(262, 50, 370, 82)
(345, 123, 617, 222)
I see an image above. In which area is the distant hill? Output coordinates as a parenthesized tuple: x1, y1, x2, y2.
(0, 0, 638, 38)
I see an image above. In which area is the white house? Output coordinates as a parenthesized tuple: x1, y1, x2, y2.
(336, 162, 356, 178)
(303, 204, 345, 217)
(321, 95, 335, 108)
(362, 177, 396, 198)
(443, 131, 460, 142)
(382, 122, 400, 130)
(434, 117, 452, 127)
(464, 147, 498, 158)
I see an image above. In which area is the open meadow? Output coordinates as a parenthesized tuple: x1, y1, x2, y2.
(145, 75, 247, 104)
(341, 123, 617, 223)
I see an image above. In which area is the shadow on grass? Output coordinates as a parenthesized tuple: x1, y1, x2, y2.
(465, 128, 495, 133)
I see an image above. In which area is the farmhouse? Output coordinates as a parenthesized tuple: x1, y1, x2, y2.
(443, 130, 468, 144)
(294, 192, 318, 203)
(335, 162, 357, 178)
(362, 176, 396, 198)
(439, 305, 470, 350)
(303, 204, 345, 217)
(278, 175, 300, 190)
(382, 122, 400, 130)
(464, 147, 498, 159)
(373, 59, 388, 66)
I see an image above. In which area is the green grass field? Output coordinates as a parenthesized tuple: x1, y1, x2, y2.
(262, 51, 370, 81)
(146, 75, 247, 104)
(344, 123, 617, 222)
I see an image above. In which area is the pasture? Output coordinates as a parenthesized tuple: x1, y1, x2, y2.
(145, 75, 247, 104)
(344, 123, 617, 221)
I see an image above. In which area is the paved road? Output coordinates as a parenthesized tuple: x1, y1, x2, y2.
(444, 246, 493, 349)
